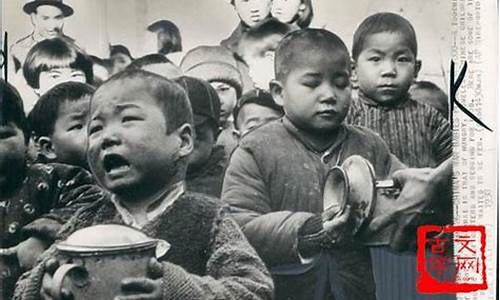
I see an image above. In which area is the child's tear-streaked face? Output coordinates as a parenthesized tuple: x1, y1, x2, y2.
(277, 51, 351, 133)
(38, 67, 86, 95)
(87, 80, 186, 198)
(354, 32, 419, 104)
(0, 122, 27, 193)
(233, 0, 272, 27)
(271, 0, 302, 23)
(49, 97, 91, 169)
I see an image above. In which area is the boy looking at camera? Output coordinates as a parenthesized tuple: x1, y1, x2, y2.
(346, 12, 453, 300)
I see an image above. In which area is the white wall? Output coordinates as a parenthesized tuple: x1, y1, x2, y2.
(1, 0, 451, 90)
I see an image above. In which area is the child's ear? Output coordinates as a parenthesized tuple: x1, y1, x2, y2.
(270, 79, 285, 106)
(176, 124, 194, 159)
(37, 137, 57, 161)
(414, 60, 422, 78)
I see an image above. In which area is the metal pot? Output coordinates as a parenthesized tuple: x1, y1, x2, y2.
(323, 155, 402, 245)
(50, 224, 169, 300)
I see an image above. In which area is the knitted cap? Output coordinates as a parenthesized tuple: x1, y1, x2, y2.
(233, 88, 283, 128)
(180, 46, 243, 97)
(175, 76, 221, 128)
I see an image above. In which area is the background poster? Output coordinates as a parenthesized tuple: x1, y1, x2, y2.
(0, 0, 497, 299)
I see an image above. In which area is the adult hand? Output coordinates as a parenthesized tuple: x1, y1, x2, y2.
(114, 258, 164, 300)
(389, 158, 452, 251)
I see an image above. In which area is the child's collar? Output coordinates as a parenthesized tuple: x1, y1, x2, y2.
(110, 181, 185, 229)
(282, 117, 347, 155)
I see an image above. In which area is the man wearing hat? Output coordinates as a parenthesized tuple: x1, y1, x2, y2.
(10, 0, 74, 73)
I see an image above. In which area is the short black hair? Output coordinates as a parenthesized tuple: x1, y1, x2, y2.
(127, 54, 171, 69)
(147, 20, 183, 54)
(352, 12, 417, 61)
(28, 82, 95, 140)
(0, 79, 29, 142)
(23, 37, 94, 89)
(110, 44, 133, 59)
(94, 69, 193, 134)
(274, 28, 350, 81)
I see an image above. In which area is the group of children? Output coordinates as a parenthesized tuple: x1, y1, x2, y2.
(0, 2, 453, 299)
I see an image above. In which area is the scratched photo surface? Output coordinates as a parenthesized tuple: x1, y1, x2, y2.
(0, 1, 497, 300)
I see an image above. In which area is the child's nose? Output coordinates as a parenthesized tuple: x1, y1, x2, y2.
(100, 129, 121, 150)
(381, 60, 397, 77)
(319, 85, 337, 102)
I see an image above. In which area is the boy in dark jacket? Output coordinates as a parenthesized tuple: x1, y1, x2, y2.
(14, 70, 273, 300)
(29, 81, 95, 170)
(0, 80, 102, 299)
(222, 28, 405, 300)
(175, 76, 226, 197)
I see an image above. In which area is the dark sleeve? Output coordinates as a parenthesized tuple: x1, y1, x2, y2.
(222, 147, 315, 266)
(430, 110, 452, 164)
(22, 165, 106, 243)
(159, 210, 274, 300)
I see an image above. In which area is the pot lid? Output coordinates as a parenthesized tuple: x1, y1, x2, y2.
(57, 224, 156, 250)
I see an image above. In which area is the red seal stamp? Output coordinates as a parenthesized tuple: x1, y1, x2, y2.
(416, 225, 487, 293)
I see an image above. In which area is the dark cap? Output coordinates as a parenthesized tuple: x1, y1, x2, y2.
(174, 76, 221, 128)
(233, 89, 283, 127)
(147, 19, 179, 32)
(23, 0, 73, 17)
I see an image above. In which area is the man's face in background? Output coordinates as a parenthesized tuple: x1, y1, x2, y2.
(31, 5, 65, 39)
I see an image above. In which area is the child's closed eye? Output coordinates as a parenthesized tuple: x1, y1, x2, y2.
(301, 79, 321, 88)
(88, 124, 103, 135)
(122, 116, 143, 123)
(67, 124, 84, 131)
(368, 56, 381, 62)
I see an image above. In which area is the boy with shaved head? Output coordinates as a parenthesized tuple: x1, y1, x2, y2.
(222, 28, 405, 300)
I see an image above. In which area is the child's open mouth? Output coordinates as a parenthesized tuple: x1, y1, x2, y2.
(103, 153, 131, 175)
